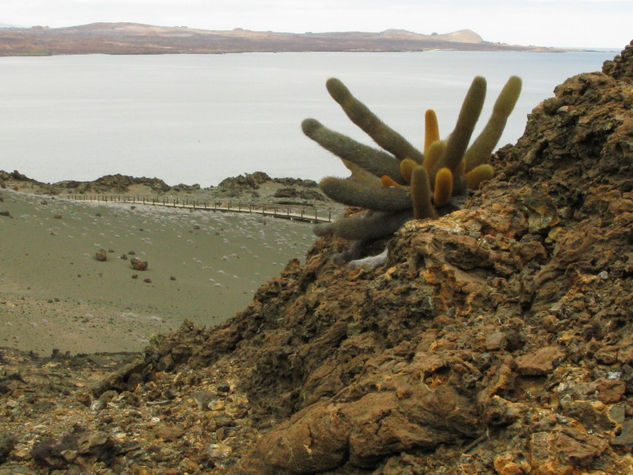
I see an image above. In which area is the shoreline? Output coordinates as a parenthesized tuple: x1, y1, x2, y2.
(0, 23, 565, 56)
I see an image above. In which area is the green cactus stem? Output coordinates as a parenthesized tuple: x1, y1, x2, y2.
(314, 209, 413, 241)
(464, 76, 522, 172)
(432, 76, 487, 176)
(410, 166, 436, 219)
(325, 78, 424, 163)
(302, 118, 405, 183)
(424, 109, 440, 156)
(319, 177, 412, 211)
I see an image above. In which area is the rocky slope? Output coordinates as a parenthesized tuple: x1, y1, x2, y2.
(1, 42, 632, 474)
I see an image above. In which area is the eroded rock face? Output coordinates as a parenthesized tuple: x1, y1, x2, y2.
(231, 40, 633, 473)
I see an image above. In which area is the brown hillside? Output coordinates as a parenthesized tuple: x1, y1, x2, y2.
(1, 41, 632, 474)
(0, 22, 555, 55)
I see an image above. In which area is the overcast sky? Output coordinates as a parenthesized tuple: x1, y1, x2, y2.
(2, 0, 631, 49)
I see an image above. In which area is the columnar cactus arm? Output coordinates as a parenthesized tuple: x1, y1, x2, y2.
(433, 167, 454, 207)
(465, 164, 494, 189)
(302, 118, 405, 183)
(410, 166, 437, 219)
(436, 76, 487, 175)
(464, 76, 522, 172)
(422, 140, 447, 182)
(399, 158, 418, 184)
(320, 177, 412, 211)
(314, 209, 413, 241)
(326, 78, 424, 163)
(424, 109, 440, 156)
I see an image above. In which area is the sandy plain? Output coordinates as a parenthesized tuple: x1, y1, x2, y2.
(0, 188, 317, 354)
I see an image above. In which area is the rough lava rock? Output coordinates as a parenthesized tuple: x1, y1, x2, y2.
(230, 41, 633, 473)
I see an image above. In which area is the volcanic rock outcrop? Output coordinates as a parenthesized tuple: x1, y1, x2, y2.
(95, 41, 633, 474)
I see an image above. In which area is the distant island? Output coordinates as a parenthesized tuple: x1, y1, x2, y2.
(0, 22, 563, 56)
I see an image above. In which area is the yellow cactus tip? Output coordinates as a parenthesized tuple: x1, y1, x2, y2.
(433, 167, 454, 207)
(380, 175, 401, 188)
(399, 158, 418, 184)
(424, 109, 440, 156)
(465, 164, 494, 189)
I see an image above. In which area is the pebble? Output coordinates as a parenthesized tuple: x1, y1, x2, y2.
(207, 443, 232, 459)
(192, 390, 217, 409)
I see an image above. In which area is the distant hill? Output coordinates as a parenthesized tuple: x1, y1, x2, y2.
(0, 22, 561, 56)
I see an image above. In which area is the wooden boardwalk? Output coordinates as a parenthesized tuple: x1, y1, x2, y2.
(67, 194, 334, 224)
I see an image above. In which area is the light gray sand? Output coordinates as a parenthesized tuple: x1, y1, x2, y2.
(0, 189, 316, 354)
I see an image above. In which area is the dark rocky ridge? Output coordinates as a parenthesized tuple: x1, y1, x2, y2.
(1, 41, 632, 473)
(0, 170, 171, 194)
(0, 170, 328, 206)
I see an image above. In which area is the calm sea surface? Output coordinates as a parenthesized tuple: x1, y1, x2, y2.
(0, 51, 616, 186)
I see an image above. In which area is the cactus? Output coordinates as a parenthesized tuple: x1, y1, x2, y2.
(434, 77, 487, 177)
(410, 165, 436, 219)
(319, 177, 411, 211)
(302, 118, 404, 183)
(325, 78, 423, 163)
(314, 209, 413, 241)
(424, 109, 439, 156)
(303, 75, 521, 263)
(464, 76, 522, 172)
(433, 167, 454, 207)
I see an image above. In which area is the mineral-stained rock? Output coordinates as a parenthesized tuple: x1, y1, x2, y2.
(529, 428, 608, 470)
(31, 434, 79, 469)
(595, 378, 626, 404)
(493, 454, 531, 475)
(612, 419, 633, 446)
(95, 249, 107, 262)
(515, 346, 565, 376)
(243, 383, 478, 473)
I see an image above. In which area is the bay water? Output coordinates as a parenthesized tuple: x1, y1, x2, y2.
(0, 50, 616, 186)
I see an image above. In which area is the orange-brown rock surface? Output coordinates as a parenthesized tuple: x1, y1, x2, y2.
(1, 41, 633, 474)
